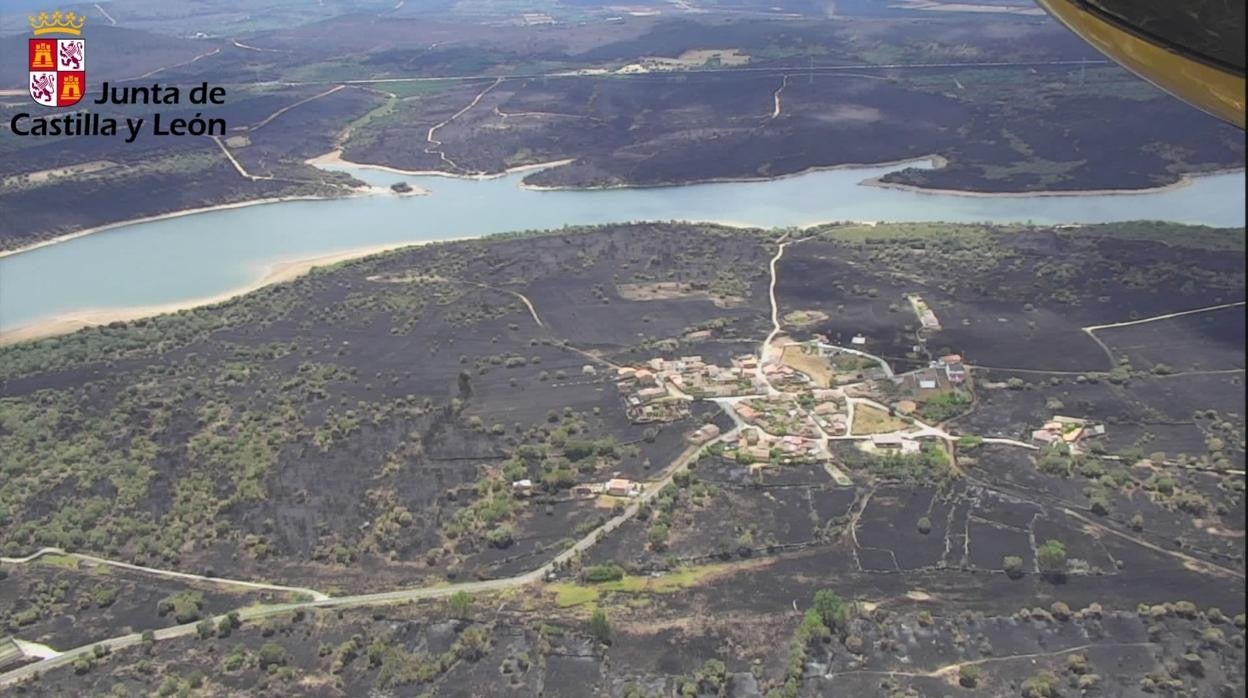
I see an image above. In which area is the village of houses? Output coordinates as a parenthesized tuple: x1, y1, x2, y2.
(533, 297, 1106, 500)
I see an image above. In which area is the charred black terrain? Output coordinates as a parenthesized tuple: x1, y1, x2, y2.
(14, 584, 1247, 697)
(1, 10, 1243, 251)
(0, 224, 775, 591)
(1, 220, 1244, 695)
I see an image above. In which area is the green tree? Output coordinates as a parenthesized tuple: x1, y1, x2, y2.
(485, 525, 515, 548)
(217, 611, 241, 638)
(1038, 450, 1072, 477)
(222, 647, 247, 672)
(583, 564, 625, 583)
(958, 664, 981, 688)
(697, 658, 728, 692)
(157, 591, 205, 623)
(195, 618, 215, 639)
(589, 608, 612, 645)
(1088, 492, 1111, 516)
(647, 523, 670, 551)
(258, 642, 289, 669)
(448, 590, 473, 619)
(1003, 555, 1025, 579)
(1021, 671, 1060, 698)
(1036, 539, 1067, 579)
(454, 625, 490, 661)
(92, 585, 118, 608)
(812, 589, 849, 634)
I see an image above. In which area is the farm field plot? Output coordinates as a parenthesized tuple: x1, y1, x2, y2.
(853, 486, 954, 570)
(1096, 305, 1247, 373)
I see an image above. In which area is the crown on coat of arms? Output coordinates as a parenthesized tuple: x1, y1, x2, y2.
(29, 10, 86, 36)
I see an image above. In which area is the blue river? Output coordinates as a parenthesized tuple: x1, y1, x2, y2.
(0, 159, 1243, 332)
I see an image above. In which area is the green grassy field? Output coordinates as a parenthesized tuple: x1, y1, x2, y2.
(548, 562, 743, 608)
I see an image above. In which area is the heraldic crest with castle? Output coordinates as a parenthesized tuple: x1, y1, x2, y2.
(28, 10, 87, 108)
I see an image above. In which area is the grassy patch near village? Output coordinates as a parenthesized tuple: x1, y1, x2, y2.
(780, 345, 835, 387)
(33, 554, 81, 571)
(851, 404, 911, 435)
(548, 561, 743, 608)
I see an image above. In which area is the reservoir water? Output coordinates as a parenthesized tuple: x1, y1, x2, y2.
(1, 160, 1244, 332)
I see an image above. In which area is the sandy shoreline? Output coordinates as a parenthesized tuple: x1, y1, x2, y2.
(0, 219, 795, 346)
(315, 148, 1241, 200)
(517, 155, 952, 192)
(0, 242, 429, 347)
(307, 148, 577, 181)
(0, 177, 428, 261)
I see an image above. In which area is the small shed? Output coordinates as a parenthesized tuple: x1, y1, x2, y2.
(606, 478, 635, 497)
